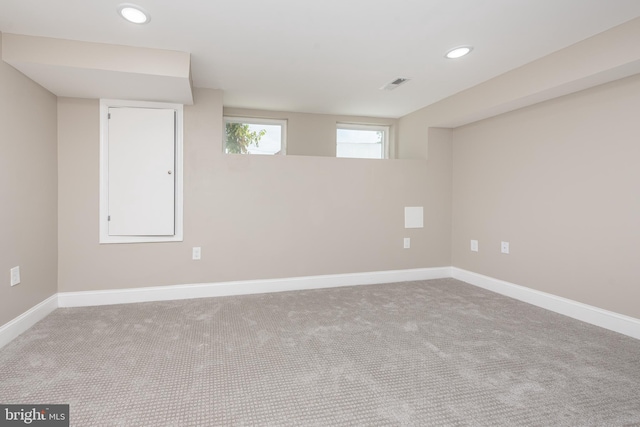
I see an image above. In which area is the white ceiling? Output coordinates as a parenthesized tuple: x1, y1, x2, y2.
(1, 0, 640, 118)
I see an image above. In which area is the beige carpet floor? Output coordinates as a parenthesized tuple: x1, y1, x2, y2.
(1, 278, 639, 426)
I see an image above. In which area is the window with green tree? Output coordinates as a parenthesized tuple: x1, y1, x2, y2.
(224, 117, 286, 155)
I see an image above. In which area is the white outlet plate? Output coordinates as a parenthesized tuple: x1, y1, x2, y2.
(10, 266, 20, 286)
(192, 247, 201, 260)
(501, 241, 510, 254)
(403, 238, 410, 249)
(470, 240, 478, 252)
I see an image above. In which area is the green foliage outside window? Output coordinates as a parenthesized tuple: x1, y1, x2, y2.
(225, 122, 266, 154)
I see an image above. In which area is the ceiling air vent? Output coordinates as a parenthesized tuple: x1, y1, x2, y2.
(380, 77, 410, 91)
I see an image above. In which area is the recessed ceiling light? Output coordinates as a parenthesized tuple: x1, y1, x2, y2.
(118, 4, 150, 24)
(445, 46, 473, 59)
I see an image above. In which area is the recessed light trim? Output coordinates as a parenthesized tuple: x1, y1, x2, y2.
(118, 4, 150, 24)
(445, 46, 473, 59)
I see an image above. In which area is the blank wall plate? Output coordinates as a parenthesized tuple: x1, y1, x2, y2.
(192, 247, 201, 260)
(501, 241, 510, 254)
(404, 207, 424, 229)
(470, 240, 478, 252)
(404, 238, 410, 249)
(10, 266, 20, 286)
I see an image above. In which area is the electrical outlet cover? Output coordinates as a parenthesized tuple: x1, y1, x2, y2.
(10, 266, 20, 286)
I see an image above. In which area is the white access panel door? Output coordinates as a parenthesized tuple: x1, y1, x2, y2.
(108, 107, 176, 236)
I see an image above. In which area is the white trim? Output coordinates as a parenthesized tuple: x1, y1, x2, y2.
(451, 267, 640, 340)
(0, 295, 58, 349)
(4, 267, 639, 351)
(99, 99, 184, 244)
(58, 267, 452, 308)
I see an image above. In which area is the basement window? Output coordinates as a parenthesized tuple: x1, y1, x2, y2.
(224, 117, 287, 155)
(336, 124, 389, 159)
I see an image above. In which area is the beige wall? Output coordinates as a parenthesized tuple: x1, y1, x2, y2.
(223, 107, 398, 158)
(57, 89, 450, 292)
(452, 73, 640, 319)
(0, 33, 58, 326)
(397, 112, 429, 160)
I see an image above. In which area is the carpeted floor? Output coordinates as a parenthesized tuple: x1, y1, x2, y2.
(1, 278, 639, 426)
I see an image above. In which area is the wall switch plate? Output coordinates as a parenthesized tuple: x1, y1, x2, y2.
(470, 240, 479, 252)
(192, 247, 201, 260)
(403, 238, 410, 249)
(501, 241, 510, 254)
(10, 266, 20, 286)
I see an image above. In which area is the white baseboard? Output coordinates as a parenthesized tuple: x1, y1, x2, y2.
(4, 267, 638, 351)
(58, 267, 452, 308)
(451, 267, 640, 340)
(0, 294, 58, 349)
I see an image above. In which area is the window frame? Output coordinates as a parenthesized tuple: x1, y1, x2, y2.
(99, 99, 184, 244)
(336, 123, 390, 159)
(223, 116, 288, 155)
